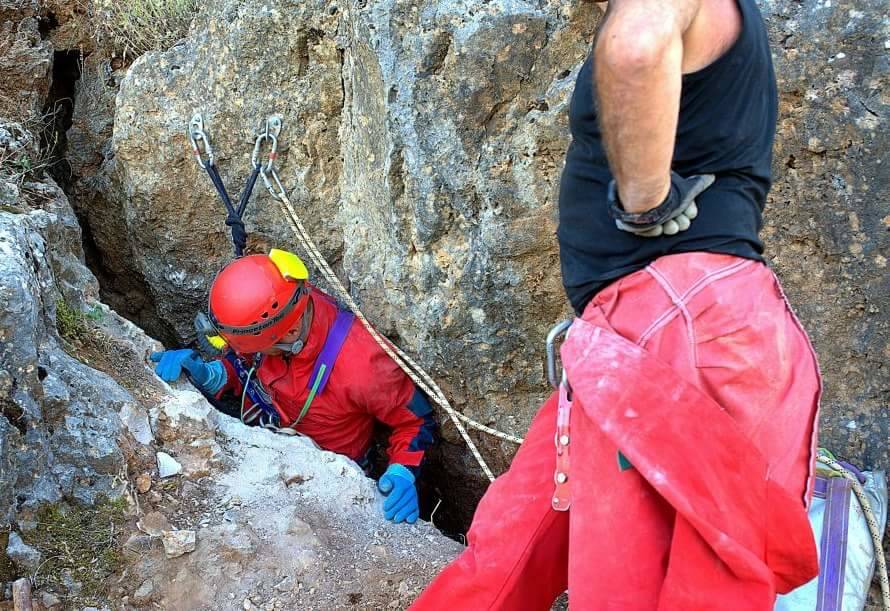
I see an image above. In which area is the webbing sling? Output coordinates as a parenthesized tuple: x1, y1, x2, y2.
(290, 309, 355, 428)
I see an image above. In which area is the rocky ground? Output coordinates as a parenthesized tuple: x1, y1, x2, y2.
(115, 390, 462, 610)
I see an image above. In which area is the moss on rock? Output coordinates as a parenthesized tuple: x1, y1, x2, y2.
(22, 498, 127, 604)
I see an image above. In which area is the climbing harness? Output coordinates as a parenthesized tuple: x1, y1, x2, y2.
(295, 308, 354, 426)
(230, 305, 355, 434)
(229, 354, 280, 427)
(189, 114, 280, 257)
(547, 320, 573, 511)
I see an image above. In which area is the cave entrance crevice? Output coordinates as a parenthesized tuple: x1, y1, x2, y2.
(41, 45, 179, 347)
(42, 49, 80, 192)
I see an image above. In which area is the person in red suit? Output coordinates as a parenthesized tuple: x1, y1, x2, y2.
(151, 249, 436, 524)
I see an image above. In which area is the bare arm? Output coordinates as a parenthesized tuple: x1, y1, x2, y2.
(595, 0, 702, 213)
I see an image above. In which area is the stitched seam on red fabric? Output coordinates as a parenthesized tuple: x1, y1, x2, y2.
(637, 259, 755, 348)
(774, 275, 823, 508)
(677, 258, 755, 301)
(637, 302, 681, 346)
(645, 265, 698, 366)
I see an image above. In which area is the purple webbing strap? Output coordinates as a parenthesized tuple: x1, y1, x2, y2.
(816, 476, 853, 611)
(814, 475, 829, 498)
(308, 310, 355, 395)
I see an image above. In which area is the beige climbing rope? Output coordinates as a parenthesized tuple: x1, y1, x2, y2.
(817, 454, 890, 609)
(259, 164, 524, 482)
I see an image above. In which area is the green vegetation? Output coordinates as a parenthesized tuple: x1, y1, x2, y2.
(86, 304, 105, 322)
(56, 299, 90, 345)
(23, 499, 127, 603)
(91, 0, 199, 58)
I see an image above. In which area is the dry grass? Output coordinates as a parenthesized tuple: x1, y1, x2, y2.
(0, 117, 61, 207)
(90, 0, 198, 58)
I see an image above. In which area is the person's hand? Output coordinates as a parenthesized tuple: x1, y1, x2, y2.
(150, 349, 224, 392)
(609, 172, 715, 237)
(378, 464, 419, 524)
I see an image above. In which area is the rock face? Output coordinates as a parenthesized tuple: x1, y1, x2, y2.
(75, 0, 887, 518)
(761, 0, 889, 471)
(0, 1, 53, 122)
(84, 0, 600, 516)
(0, 124, 136, 524)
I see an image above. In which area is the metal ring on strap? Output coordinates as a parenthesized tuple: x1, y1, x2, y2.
(209, 282, 309, 336)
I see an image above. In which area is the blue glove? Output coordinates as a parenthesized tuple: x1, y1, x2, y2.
(378, 464, 419, 524)
(150, 349, 226, 394)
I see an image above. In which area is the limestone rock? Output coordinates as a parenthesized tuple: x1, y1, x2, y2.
(137, 511, 172, 537)
(161, 529, 196, 558)
(136, 473, 152, 493)
(0, 138, 139, 521)
(0, 416, 23, 525)
(122, 533, 153, 556)
(6, 531, 41, 572)
(150, 391, 219, 444)
(0, 6, 52, 122)
(40, 591, 63, 608)
(120, 402, 153, 445)
(124, 414, 463, 609)
(131, 579, 156, 605)
(156, 452, 182, 478)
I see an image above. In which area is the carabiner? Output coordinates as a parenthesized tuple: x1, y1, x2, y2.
(546, 319, 573, 390)
(188, 113, 214, 169)
(251, 131, 278, 171)
(260, 165, 288, 201)
(251, 116, 283, 171)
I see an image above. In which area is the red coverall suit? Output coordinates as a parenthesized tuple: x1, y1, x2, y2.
(215, 287, 436, 471)
(412, 0, 820, 605)
(412, 254, 820, 610)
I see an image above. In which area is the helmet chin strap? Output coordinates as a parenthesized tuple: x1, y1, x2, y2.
(270, 300, 313, 355)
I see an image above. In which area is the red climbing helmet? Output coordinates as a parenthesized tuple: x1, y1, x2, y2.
(208, 249, 311, 353)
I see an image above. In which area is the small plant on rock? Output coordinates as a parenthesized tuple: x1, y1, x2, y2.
(56, 299, 90, 345)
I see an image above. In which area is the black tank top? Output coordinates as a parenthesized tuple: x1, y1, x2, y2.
(557, 0, 778, 314)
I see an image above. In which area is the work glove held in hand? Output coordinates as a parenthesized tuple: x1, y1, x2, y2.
(608, 172, 715, 238)
(150, 349, 226, 394)
(377, 464, 419, 524)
